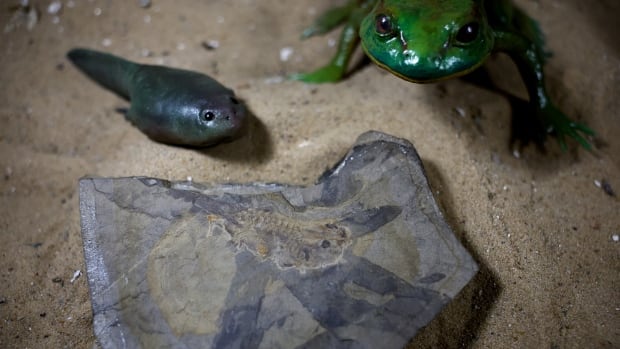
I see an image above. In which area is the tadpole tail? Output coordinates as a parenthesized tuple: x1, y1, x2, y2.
(67, 48, 138, 100)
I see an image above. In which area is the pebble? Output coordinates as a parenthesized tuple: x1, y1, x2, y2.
(47, 1, 62, 15)
(203, 40, 219, 50)
(280, 47, 294, 62)
(70, 270, 82, 283)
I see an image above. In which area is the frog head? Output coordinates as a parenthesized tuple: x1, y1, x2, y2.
(360, 0, 494, 83)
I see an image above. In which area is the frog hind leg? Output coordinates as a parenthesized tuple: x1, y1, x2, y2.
(494, 29, 594, 151)
(511, 5, 549, 59)
(291, 3, 371, 83)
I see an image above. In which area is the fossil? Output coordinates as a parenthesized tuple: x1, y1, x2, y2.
(79, 131, 478, 349)
(222, 209, 352, 271)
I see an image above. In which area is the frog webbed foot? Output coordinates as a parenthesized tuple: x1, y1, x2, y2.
(509, 97, 595, 152)
(537, 103, 595, 151)
(289, 64, 345, 84)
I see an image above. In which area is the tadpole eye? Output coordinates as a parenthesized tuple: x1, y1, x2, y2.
(229, 96, 239, 105)
(455, 22, 479, 44)
(375, 14, 394, 36)
(200, 110, 215, 122)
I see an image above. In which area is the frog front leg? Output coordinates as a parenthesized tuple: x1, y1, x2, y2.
(494, 31, 594, 150)
(291, 2, 372, 83)
(300, 2, 358, 39)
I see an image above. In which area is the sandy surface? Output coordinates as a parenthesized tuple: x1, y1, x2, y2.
(0, 0, 618, 348)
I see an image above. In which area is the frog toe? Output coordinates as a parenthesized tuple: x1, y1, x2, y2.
(565, 123, 594, 151)
(573, 122, 595, 136)
(539, 106, 595, 151)
(558, 121, 594, 151)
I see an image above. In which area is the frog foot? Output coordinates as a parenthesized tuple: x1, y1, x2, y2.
(538, 104, 594, 151)
(289, 64, 345, 84)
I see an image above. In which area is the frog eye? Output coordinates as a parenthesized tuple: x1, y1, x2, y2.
(455, 22, 479, 44)
(200, 110, 216, 122)
(375, 14, 394, 36)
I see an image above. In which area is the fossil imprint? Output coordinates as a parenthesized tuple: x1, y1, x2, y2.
(220, 209, 352, 270)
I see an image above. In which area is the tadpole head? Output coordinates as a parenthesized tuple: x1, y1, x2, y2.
(190, 94, 247, 147)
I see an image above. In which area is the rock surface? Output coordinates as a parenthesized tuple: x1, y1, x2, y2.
(79, 131, 477, 349)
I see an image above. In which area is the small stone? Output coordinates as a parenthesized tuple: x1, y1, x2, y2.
(279, 47, 294, 62)
(70, 270, 81, 283)
(202, 40, 219, 51)
(601, 179, 615, 197)
(47, 1, 62, 14)
(52, 277, 64, 287)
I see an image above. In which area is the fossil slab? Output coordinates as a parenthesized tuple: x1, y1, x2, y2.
(79, 131, 478, 349)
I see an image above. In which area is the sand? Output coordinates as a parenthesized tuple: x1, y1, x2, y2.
(0, 0, 618, 348)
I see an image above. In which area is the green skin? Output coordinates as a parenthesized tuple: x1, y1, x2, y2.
(292, 0, 594, 150)
(67, 48, 246, 147)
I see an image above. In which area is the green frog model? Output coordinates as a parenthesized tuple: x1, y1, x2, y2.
(292, 0, 594, 149)
(68, 48, 246, 147)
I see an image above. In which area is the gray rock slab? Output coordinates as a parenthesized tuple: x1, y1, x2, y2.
(79, 131, 478, 349)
